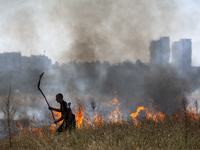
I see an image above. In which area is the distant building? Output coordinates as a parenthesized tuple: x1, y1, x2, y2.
(0, 52, 22, 72)
(0, 52, 52, 74)
(171, 39, 192, 70)
(149, 37, 170, 66)
(21, 55, 52, 71)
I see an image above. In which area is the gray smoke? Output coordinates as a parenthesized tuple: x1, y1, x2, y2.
(1, 1, 200, 64)
(46, 0, 178, 63)
(1, 0, 200, 120)
(42, 61, 200, 116)
(0, 57, 199, 120)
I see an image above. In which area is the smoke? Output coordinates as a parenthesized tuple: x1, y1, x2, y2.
(1, 0, 200, 64)
(39, 61, 200, 115)
(0, 0, 40, 54)
(41, 0, 199, 64)
(1, 0, 200, 119)
(45, 0, 179, 63)
(0, 58, 200, 119)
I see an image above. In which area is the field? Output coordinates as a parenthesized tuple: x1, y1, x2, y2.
(0, 113, 200, 150)
(1, 96, 200, 149)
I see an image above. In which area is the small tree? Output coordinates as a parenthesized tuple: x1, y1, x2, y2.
(194, 100, 199, 115)
(1, 85, 16, 148)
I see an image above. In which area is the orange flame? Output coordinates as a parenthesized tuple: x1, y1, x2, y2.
(17, 121, 24, 132)
(48, 107, 63, 131)
(92, 114, 104, 129)
(188, 102, 199, 120)
(130, 105, 166, 125)
(107, 96, 122, 123)
(130, 106, 145, 125)
(17, 117, 44, 136)
(75, 99, 84, 129)
(15, 95, 200, 136)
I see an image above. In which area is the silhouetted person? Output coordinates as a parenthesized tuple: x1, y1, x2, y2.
(48, 93, 76, 133)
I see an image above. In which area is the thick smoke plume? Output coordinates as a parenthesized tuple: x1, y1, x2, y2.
(1, 60, 200, 119)
(1, 1, 200, 64)
(1, 1, 200, 119)
(47, 0, 178, 63)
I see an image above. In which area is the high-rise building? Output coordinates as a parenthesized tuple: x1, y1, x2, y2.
(0, 52, 52, 73)
(149, 37, 170, 66)
(171, 39, 192, 69)
(0, 52, 22, 72)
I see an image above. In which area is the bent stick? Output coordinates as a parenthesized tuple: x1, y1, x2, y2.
(37, 72, 56, 121)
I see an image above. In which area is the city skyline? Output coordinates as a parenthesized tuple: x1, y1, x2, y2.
(0, 1, 200, 65)
(0, 36, 198, 71)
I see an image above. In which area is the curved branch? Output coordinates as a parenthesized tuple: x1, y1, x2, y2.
(37, 72, 55, 121)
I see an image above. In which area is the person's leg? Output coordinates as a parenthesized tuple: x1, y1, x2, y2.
(56, 122, 65, 133)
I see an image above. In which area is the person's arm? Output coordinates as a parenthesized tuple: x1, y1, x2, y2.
(48, 106, 61, 112)
(54, 105, 67, 124)
(54, 114, 66, 124)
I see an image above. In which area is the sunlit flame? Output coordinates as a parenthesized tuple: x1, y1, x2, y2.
(130, 106, 145, 125)
(130, 105, 166, 125)
(48, 107, 63, 131)
(94, 114, 104, 126)
(107, 95, 123, 123)
(188, 102, 199, 120)
(91, 114, 104, 129)
(75, 98, 84, 129)
(17, 94, 200, 136)
(17, 117, 44, 135)
(17, 121, 24, 131)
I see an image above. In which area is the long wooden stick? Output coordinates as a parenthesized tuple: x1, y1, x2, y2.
(37, 72, 55, 121)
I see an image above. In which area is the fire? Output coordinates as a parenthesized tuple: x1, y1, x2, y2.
(76, 108, 84, 128)
(75, 98, 84, 129)
(17, 105, 79, 134)
(130, 105, 166, 125)
(17, 121, 24, 131)
(17, 117, 44, 136)
(130, 100, 200, 125)
(156, 111, 165, 122)
(74, 94, 123, 129)
(188, 102, 199, 120)
(48, 107, 63, 131)
(130, 106, 145, 125)
(107, 94, 123, 123)
(16, 94, 200, 136)
(54, 110, 63, 125)
(93, 114, 104, 127)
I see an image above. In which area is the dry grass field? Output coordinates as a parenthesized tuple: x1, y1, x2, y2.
(0, 113, 200, 150)
(1, 96, 200, 149)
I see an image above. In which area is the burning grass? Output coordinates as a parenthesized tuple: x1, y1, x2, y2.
(1, 96, 200, 149)
(0, 115, 200, 150)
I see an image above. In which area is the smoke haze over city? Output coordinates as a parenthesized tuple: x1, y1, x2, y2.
(1, 0, 200, 121)
(0, 0, 200, 65)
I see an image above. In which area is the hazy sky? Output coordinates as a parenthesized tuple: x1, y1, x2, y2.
(0, 0, 200, 65)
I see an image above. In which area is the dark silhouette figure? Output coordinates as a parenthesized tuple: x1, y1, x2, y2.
(49, 93, 76, 133)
